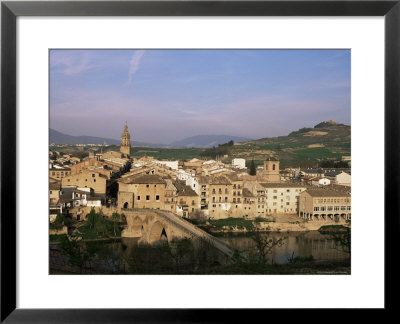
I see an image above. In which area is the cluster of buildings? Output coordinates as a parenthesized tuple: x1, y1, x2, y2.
(49, 124, 351, 222)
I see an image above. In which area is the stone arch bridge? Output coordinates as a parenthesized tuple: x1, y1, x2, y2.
(120, 208, 234, 257)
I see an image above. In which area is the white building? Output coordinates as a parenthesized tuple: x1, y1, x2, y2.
(186, 176, 200, 194)
(156, 160, 179, 170)
(336, 172, 351, 186)
(232, 158, 246, 169)
(311, 178, 331, 186)
(245, 182, 307, 215)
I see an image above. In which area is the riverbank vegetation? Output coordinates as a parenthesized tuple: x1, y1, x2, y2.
(71, 209, 124, 240)
(208, 217, 254, 231)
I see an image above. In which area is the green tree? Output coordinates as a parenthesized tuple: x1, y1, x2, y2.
(249, 160, 256, 175)
(59, 236, 98, 273)
(111, 212, 121, 237)
(250, 233, 286, 264)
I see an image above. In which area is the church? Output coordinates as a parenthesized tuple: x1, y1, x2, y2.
(120, 123, 131, 158)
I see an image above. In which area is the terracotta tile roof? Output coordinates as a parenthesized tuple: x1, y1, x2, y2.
(242, 188, 255, 197)
(49, 180, 61, 190)
(118, 174, 166, 185)
(173, 181, 198, 197)
(260, 182, 306, 188)
(304, 189, 350, 197)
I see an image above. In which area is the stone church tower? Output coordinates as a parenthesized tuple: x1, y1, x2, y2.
(262, 156, 280, 182)
(120, 123, 131, 157)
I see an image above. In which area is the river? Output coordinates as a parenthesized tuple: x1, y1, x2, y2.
(80, 230, 350, 274)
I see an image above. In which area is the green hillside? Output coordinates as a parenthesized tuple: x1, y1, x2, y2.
(201, 120, 351, 167)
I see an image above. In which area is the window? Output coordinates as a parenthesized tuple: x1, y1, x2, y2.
(192, 200, 195, 205)
(156, 195, 160, 201)
(68, 179, 70, 182)
(272, 164, 276, 170)
(334, 206, 340, 211)
(146, 195, 150, 201)
(225, 188, 228, 194)
(52, 172, 55, 176)
(92, 174, 95, 177)
(233, 198, 236, 203)
(286, 202, 290, 205)
(212, 189, 216, 194)
(341, 206, 346, 210)
(146, 184, 149, 188)
(273, 196, 277, 199)
(347, 206, 351, 210)
(320, 206, 326, 211)
(50, 191, 52, 194)
(225, 197, 228, 202)
(314, 207, 320, 211)
(137, 196, 141, 200)
(94, 179, 96, 182)
(328, 206, 333, 211)
(218, 188, 222, 194)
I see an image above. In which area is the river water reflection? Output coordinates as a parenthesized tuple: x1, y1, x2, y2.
(95, 230, 349, 274)
(215, 231, 350, 264)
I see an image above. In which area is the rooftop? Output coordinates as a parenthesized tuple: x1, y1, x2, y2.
(304, 189, 350, 197)
(118, 174, 166, 185)
(260, 182, 306, 188)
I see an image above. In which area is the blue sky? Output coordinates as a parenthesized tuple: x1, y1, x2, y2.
(50, 49, 350, 144)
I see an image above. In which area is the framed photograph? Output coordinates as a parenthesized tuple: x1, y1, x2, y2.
(1, 0, 398, 321)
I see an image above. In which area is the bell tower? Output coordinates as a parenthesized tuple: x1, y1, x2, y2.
(120, 122, 131, 157)
(263, 156, 280, 182)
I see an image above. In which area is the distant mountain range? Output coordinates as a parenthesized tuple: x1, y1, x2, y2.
(49, 129, 158, 147)
(49, 129, 250, 148)
(170, 135, 251, 148)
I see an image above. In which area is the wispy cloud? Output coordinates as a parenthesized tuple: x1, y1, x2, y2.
(128, 50, 145, 84)
(50, 51, 94, 75)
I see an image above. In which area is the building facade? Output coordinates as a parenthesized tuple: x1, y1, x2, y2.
(298, 189, 351, 221)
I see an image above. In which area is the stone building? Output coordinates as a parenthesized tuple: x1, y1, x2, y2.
(49, 167, 71, 180)
(242, 188, 256, 219)
(120, 123, 131, 158)
(61, 170, 108, 194)
(173, 180, 200, 217)
(118, 174, 166, 209)
(299, 189, 351, 221)
(244, 181, 306, 216)
(49, 179, 61, 205)
(196, 174, 246, 219)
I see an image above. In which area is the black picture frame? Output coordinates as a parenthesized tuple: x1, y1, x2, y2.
(1, 0, 399, 322)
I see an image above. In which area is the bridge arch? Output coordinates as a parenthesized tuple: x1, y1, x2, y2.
(149, 221, 169, 243)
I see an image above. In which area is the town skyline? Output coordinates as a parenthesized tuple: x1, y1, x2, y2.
(50, 49, 351, 144)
